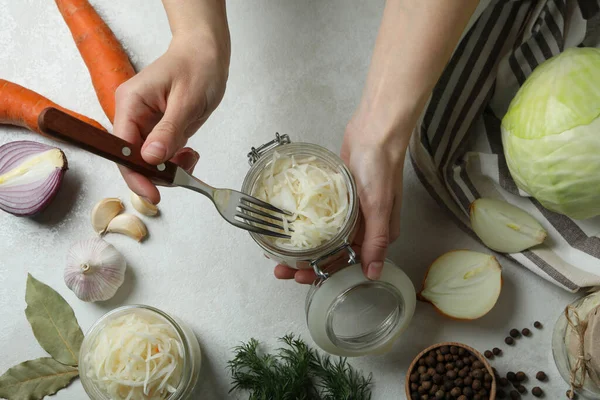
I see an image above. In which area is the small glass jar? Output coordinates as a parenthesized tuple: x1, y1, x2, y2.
(553, 295, 600, 399)
(79, 305, 202, 400)
(242, 134, 416, 357)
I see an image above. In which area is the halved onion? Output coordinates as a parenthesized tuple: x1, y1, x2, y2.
(418, 250, 502, 320)
(0, 141, 67, 216)
(469, 197, 547, 253)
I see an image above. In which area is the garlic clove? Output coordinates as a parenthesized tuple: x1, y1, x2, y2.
(469, 197, 547, 253)
(106, 214, 148, 242)
(91, 198, 125, 234)
(64, 238, 126, 302)
(418, 250, 502, 320)
(130, 191, 158, 216)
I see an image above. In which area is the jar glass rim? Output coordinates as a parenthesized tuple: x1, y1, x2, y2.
(79, 304, 194, 400)
(241, 142, 359, 259)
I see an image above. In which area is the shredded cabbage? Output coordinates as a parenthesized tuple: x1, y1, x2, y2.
(253, 152, 349, 249)
(84, 312, 184, 400)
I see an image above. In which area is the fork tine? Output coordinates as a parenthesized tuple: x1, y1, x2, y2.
(230, 218, 291, 239)
(237, 204, 295, 226)
(236, 212, 287, 231)
(241, 195, 293, 216)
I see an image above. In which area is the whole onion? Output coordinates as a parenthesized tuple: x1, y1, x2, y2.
(0, 140, 68, 216)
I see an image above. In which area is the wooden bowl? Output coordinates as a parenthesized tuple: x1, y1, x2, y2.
(405, 342, 496, 400)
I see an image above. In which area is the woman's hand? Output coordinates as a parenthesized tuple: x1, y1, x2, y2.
(113, 0, 230, 205)
(274, 113, 409, 284)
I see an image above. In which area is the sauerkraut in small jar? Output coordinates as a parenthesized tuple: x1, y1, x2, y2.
(241, 134, 416, 358)
(242, 134, 360, 270)
(79, 305, 201, 400)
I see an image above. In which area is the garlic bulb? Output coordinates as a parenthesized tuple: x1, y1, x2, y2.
(469, 197, 547, 253)
(91, 198, 124, 234)
(130, 191, 158, 216)
(106, 214, 148, 242)
(64, 238, 126, 302)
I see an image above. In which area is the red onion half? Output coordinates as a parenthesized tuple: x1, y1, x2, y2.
(0, 141, 68, 216)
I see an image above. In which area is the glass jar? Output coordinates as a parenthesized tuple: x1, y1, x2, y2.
(242, 134, 416, 357)
(79, 305, 202, 400)
(553, 294, 600, 399)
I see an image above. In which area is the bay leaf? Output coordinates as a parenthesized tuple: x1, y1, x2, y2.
(25, 274, 84, 366)
(0, 357, 78, 400)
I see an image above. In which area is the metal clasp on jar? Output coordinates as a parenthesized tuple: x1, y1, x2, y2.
(247, 133, 291, 166)
(310, 242, 357, 280)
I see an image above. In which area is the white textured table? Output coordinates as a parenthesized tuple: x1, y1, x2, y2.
(0, 1, 581, 399)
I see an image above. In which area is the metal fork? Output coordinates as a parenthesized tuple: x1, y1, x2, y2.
(37, 107, 293, 238)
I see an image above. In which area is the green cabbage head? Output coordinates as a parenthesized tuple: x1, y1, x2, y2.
(501, 47, 600, 220)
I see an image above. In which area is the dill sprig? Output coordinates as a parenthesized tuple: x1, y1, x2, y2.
(227, 334, 372, 400)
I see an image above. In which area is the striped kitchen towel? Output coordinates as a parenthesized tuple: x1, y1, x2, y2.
(409, 0, 600, 292)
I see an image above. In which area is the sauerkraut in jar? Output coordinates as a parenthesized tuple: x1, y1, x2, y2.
(252, 151, 349, 250)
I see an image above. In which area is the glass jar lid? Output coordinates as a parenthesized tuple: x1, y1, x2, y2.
(305, 259, 416, 357)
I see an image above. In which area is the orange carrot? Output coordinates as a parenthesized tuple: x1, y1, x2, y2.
(55, 0, 135, 124)
(0, 79, 106, 135)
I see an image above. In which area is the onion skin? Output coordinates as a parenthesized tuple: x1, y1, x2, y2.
(0, 141, 68, 216)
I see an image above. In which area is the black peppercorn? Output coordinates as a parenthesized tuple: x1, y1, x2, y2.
(473, 395, 481, 400)
(532, 386, 543, 397)
(510, 390, 521, 399)
(422, 381, 432, 391)
(444, 381, 453, 391)
(484, 350, 493, 359)
(458, 347, 465, 356)
(472, 361, 484, 369)
(421, 374, 431, 382)
(411, 373, 420, 383)
(505, 337, 515, 345)
(507, 371, 517, 381)
(435, 390, 444, 400)
(497, 388, 506, 398)
(463, 357, 471, 365)
(493, 347, 502, 355)
(516, 371, 526, 382)
(499, 377, 509, 386)
(427, 368, 436, 377)
(450, 387, 461, 397)
(446, 370, 457, 380)
(436, 354, 444, 363)
(457, 396, 467, 400)
(464, 376, 473, 386)
(418, 366, 427, 374)
(510, 328, 520, 338)
(534, 321, 542, 329)
(440, 345, 449, 355)
(426, 356, 436, 367)
(484, 373, 492, 382)
(522, 328, 531, 337)
(450, 346, 458, 355)
(418, 385, 427, 394)
(462, 387, 473, 397)
(445, 363, 454, 371)
(433, 374, 443, 384)
(484, 381, 491, 390)
(445, 354, 453, 362)
(472, 379, 482, 391)
(411, 391, 420, 399)
(436, 364, 445, 375)
(517, 384, 526, 394)
(411, 383, 419, 391)
(472, 369, 484, 380)
(536, 371, 547, 381)
(455, 360, 464, 369)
